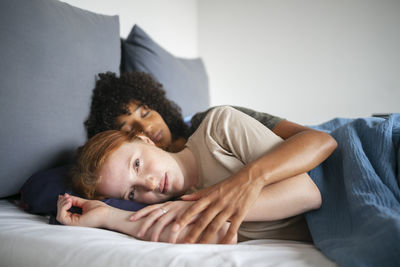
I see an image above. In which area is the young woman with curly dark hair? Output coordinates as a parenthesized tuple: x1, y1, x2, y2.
(85, 71, 289, 152)
(84, 72, 189, 152)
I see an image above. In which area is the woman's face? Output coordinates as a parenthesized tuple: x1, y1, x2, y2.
(116, 102, 172, 149)
(96, 136, 186, 204)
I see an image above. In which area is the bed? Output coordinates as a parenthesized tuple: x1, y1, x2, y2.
(0, 199, 335, 267)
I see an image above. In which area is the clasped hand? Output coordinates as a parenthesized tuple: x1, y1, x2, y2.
(129, 200, 196, 243)
(56, 193, 110, 228)
(173, 168, 265, 244)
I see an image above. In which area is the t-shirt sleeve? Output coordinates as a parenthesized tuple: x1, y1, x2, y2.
(188, 106, 284, 136)
(199, 106, 284, 165)
(231, 106, 285, 130)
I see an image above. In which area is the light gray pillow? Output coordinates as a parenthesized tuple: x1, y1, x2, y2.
(122, 25, 210, 118)
(0, 0, 120, 197)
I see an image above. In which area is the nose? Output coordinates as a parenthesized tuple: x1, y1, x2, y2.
(142, 123, 153, 137)
(131, 121, 152, 135)
(132, 121, 152, 136)
(143, 176, 157, 191)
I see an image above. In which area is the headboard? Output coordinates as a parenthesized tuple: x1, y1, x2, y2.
(0, 0, 120, 197)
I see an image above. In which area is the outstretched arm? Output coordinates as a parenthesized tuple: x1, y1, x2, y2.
(56, 194, 236, 244)
(174, 120, 337, 244)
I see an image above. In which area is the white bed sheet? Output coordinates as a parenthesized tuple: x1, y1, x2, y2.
(0, 200, 336, 267)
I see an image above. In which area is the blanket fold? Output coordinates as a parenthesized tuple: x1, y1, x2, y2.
(306, 114, 400, 267)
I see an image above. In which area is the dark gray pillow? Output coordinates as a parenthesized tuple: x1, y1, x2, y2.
(0, 0, 120, 197)
(121, 25, 210, 118)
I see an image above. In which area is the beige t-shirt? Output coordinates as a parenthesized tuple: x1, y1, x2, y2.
(185, 106, 311, 242)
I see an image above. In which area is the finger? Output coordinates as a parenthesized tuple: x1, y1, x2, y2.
(58, 196, 70, 211)
(65, 194, 88, 208)
(137, 208, 167, 238)
(149, 213, 175, 242)
(57, 196, 73, 224)
(180, 192, 201, 201)
(130, 204, 161, 221)
(57, 195, 64, 209)
(183, 203, 222, 243)
(198, 208, 233, 244)
(180, 187, 212, 201)
(63, 197, 73, 210)
(173, 197, 212, 232)
(168, 227, 180, 244)
(221, 213, 244, 244)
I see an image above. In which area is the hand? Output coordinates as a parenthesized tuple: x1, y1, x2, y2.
(129, 201, 196, 243)
(157, 218, 238, 244)
(173, 169, 265, 244)
(56, 193, 110, 228)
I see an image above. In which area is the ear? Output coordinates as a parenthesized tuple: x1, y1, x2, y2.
(136, 134, 155, 145)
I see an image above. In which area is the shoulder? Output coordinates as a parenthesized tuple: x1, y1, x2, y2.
(201, 106, 241, 127)
(193, 105, 244, 121)
(188, 106, 237, 142)
(190, 105, 285, 135)
(206, 105, 237, 118)
(189, 106, 236, 134)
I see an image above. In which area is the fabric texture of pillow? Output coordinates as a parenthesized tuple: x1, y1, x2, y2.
(121, 25, 210, 118)
(0, 0, 120, 197)
(20, 166, 147, 216)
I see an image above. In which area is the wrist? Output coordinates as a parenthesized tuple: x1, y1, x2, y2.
(246, 161, 271, 186)
(103, 207, 137, 236)
(103, 206, 118, 230)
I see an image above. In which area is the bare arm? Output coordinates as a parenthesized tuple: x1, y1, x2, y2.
(175, 120, 337, 243)
(56, 194, 235, 244)
(250, 120, 336, 186)
(245, 173, 321, 221)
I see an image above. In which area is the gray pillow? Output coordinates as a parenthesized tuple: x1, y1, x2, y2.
(0, 0, 120, 197)
(121, 25, 210, 118)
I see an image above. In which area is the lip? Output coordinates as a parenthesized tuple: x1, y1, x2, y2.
(164, 173, 169, 193)
(159, 175, 164, 193)
(161, 173, 168, 194)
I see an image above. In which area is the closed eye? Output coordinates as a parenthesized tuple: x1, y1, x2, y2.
(141, 110, 150, 118)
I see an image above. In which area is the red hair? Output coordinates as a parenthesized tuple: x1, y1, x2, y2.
(71, 130, 139, 199)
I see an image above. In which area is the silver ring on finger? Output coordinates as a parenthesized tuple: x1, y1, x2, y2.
(160, 207, 167, 215)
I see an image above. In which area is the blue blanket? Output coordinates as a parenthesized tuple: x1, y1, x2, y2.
(306, 114, 400, 266)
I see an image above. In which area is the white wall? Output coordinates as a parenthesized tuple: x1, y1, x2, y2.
(61, 0, 399, 124)
(61, 0, 198, 57)
(198, 0, 400, 124)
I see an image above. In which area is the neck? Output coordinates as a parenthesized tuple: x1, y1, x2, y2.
(168, 137, 187, 152)
(171, 147, 198, 192)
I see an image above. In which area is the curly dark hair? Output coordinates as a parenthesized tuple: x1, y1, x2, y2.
(84, 72, 189, 140)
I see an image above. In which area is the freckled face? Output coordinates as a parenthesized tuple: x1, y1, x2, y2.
(96, 138, 186, 204)
(116, 102, 172, 150)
